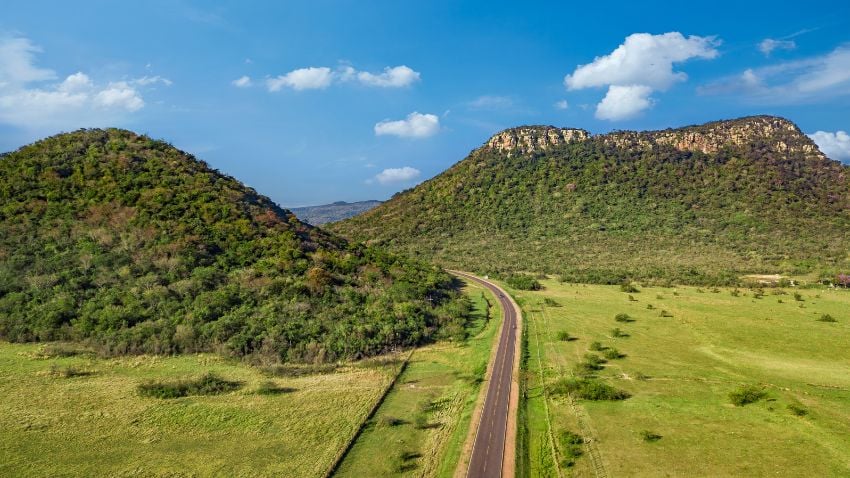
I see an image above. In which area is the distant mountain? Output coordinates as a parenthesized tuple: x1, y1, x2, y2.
(332, 116, 850, 285)
(0, 129, 468, 361)
(291, 200, 383, 225)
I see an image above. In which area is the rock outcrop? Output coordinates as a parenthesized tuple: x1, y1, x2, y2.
(484, 126, 589, 155)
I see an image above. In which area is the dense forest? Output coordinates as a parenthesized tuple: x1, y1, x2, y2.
(333, 116, 850, 285)
(0, 129, 471, 362)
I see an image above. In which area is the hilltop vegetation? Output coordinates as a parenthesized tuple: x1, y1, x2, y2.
(0, 129, 469, 362)
(333, 117, 850, 285)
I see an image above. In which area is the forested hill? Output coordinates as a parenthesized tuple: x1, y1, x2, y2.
(0, 129, 470, 362)
(291, 200, 383, 225)
(332, 116, 850, 285)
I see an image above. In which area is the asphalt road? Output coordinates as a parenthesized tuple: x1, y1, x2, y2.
(453, 271, 519, 478)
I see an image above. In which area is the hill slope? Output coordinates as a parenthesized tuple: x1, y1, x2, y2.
(332, 116, 850, 285)
(0, 129, 469, 361)
(291, 200, 382, 225)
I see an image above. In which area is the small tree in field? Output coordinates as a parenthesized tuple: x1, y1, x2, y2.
(837, 274, 850, 288)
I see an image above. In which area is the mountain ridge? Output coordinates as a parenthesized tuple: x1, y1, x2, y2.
(332, 116, 850, 285)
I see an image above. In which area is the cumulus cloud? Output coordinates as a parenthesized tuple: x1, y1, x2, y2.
(564, 32, 720, 120)
(375, 166, 421, 184)
(809, 130, 850, 162)
(0, 36, 152, 131)
(267, 67, 333, 91)
(554, 99, 569, 110)
(595, 85, 653, 121)
(700, 45, 850, 103)
(355, 65, 419, 87)
(267, 64, 421, 91)
(232, 75, 252, 88)
(759, 38, 796, 56)
(374, 112, 440, 138)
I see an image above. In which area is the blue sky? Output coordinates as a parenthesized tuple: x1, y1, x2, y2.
(1, 0, 849, 206)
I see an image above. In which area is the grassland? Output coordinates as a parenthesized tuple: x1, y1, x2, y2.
(335, 280, 502, 477)
(0, 343, 402, 477)
(514, 279, 850, 477)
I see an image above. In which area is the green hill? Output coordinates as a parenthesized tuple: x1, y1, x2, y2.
(291, 200, 383, 225)
(0, 129, 469, 362)
(332, 116, 850, 285)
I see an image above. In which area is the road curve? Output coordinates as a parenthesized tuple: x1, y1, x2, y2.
(450, 271, 521, 478)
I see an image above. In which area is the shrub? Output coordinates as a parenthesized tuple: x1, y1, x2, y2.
(660, 310, 673, 317)
(610, 328, 628, 338)
(640, 430, 662, 442)
(505, 274, 542, 291)
(787, 404, 808, 417)
(603, 348, 625, 360)
(793, 292, 804, 301)
(559, 431, 584, 467)
(38, 343, 90, 359)
(628, 294, 637, 302)
(614, 313, 633, 323)
(730, 289, 740, 297)
(556, 331, 572, 341)
(729, 385, 767, 406)
(589, 341, 604, 351)
(646, 304, 655, 310)
(138, 373, 242, 399)
(550, 377, 630, 401)
(543, 297, 561, 307)
(377, 415, 407, 427)
(256, 381, 295, 395)
(620, 282, 640, 293)
(48, 364, 92, 378)
(583, 353, 607, 367)
(817, 314, 836, 322)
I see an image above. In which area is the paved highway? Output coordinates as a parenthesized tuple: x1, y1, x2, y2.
(452, 271, 521, 478)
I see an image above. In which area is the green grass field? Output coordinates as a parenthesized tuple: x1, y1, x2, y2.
(514, 280, 850, 477)
(0, 344, 401, 477)
(335, 280, 502, 477)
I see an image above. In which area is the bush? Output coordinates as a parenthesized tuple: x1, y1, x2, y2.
(640, 430, 662, 442)
(505, 274, 542, 291)
(38, 343, 90, 359)
(660, 310, 673, 317)
(48, 364, 92, 378)
(793, 292, 804, 301)
(543, 297, 561, 307)
(628, 294, 637, 302)
(610, 327, 628, 338)
(556, 331, 572, 341)
(559, 430, 584, 467)
(550, 377, 630, 401)
(614, 313, 633, 323)
(787, 404, 808, 416)
(589, 341, 604, 351)
(620, 282, 640, 293)
(377, 415, 407, 427)
(138, 373, 242, 399)
(729, 385, 767, 406)
(646, 304, 655, 310)
(603, 348, 625, 360)
(817, 314, 836, 322)
(256, 381, 295, 395)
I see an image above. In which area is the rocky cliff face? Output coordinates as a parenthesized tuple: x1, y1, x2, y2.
(483, 116, 826, 161)
(605, 116, 825, 159)
(484, 126, 589, 155)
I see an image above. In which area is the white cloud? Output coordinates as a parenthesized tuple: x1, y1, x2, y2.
(809, 130, 850, 162)
(759, 38, 796, 56)
(0, 37, 151, 131)
(131, 75, 172, 87)
(267, 67, 333, 91)
(232, 75, 252, 88)
(267, 64, 421, 91)
(93, 82, 144, 111)
(554, 99, 569, 110)
(0, 36, 55, 88)
(595, 85, 653, 120)
(700, 45, 850, 103)
(356, 65, 419, 87)
(468, 95, 513, 110)
(374, 112, 440, 138)
(564, 32, 719, 120)
(375, 166, 421, 184)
